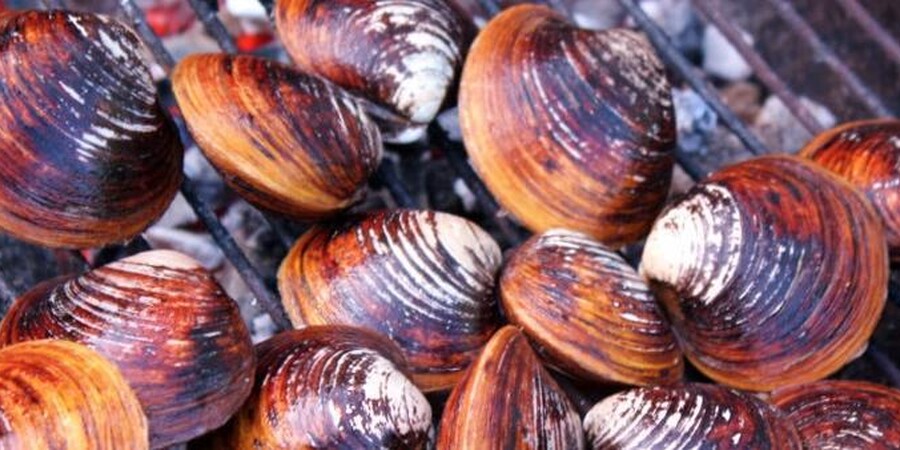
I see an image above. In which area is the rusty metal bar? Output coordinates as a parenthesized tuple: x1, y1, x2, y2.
(118, 0, 292, 330)
(764, 0, 894, 117)
(616, 0, 770, 155)
(187, 0, 238, 54)
(693, 0, 824, 135)
(835, 0, 900, 70)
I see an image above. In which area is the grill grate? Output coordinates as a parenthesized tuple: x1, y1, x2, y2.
(3, 0, 899, 392)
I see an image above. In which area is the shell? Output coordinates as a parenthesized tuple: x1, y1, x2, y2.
(0, 11, 182, 249)
(0, 340, 148, 450)
(584, 383, 802, 449)
(640, 155, 888, 391)
(172, 53, 382, 220)
(436, 325, 584, 449)
(800, 119, 900, 259)
(275, 0, 469, 143)
(771, 380, 900, 449)
(277, 209, 502, 392)
(499, 229, 683, 386)
(0, 250, 255, 448)
(458, 5, 675, 246)
(211, 325, 433, 449)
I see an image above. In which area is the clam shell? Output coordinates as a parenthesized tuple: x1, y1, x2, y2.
(640, 155, 888, 391)
(172, 53, 382, 220)
(0, 250, 254, 448)
(0, 11, 182, 248)
(0, 340, 148, 450)
(275, 0, 469, 143)
(500, 228, 682, 386)
(800, 119, 900, 259)
(436, 325, 585, 449)
(213, 325, 433, 449)
(277, 209, 502, 392)
(459, 5, 675, 246)
(771, 380, 900, 448)
(584, 383, 802, 449)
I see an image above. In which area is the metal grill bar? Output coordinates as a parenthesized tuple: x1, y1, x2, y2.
(187, 0, 238, 54)
(868, 344, 900, 388)
(617, 0, 770, 155)
(693, 0, 824, 135)
(765, 0, 894, 118)
(118, 0, 292, 331)
(835, 0, 900, 70)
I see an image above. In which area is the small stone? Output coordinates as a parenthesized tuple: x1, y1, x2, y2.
(673, 88, 718, 154)
(719, 81, 762, 123)
(753, 95, 837, 153)
(702, 25, 753, 81)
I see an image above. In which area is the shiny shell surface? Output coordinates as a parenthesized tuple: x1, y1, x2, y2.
(437, 325, 584, 449)
(0, 250, 255, 448)
(584, 383, 802, 449)
(640, 155, 888, 391)
(0, 340, 148, 450)
(278, 209, 502, 392)
(173, 53, 382, 220)
(215, 326, 432, 449)
(500, 228, 682, 386)
(0, 11, 182, 248)
(459, 4, 675, 246)
(275, 0, 469, 143)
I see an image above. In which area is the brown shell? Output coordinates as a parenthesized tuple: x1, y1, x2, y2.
(278, 209, 502, 392)
(499, 229, 682, 386)
(0, 250, 254, 448)
(0, 340, 148, 450)
(458, 5, 675, 247)
(211, 325, 432, 449)
(640, 155, 888, 391)
(800, 119, 900, 259)
(172, 53, 382, 220)
(436, 325, 584, 449)
(0, 11, 182, 249)
(771, 380, 900, 449)
(275, 0, 469, 143)
(584, 383, 802, 449)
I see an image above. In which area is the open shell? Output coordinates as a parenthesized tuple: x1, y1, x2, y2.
(0, 250, 254, 448)
(459, 5, 675, 246)
(0, 11, 182, 248)
(640, 155, 888, 391)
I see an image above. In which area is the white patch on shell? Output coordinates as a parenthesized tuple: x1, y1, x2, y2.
(98, 29, 128, 60)
(640, 184, 742, 306)
(59, 81, 85, 104)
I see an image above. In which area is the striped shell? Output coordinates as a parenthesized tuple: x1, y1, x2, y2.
(584, 383, 802, 449)
(800, 119, 900, 259)
(640, 155, 888, 391)
(459, 5, 675, 247)
(0, 340, 148, 450)
(212, 326, 432, 449)
(500, 229, 682, 386)
(0, 250, 254, 448)
(172, 53, 382, 220)
(771, 380, 900, 449)
(275, 0, 469, 143)
(0, 11, 182, 248)
(437, 326, 584, 449)
(278, 209, 502, 392)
